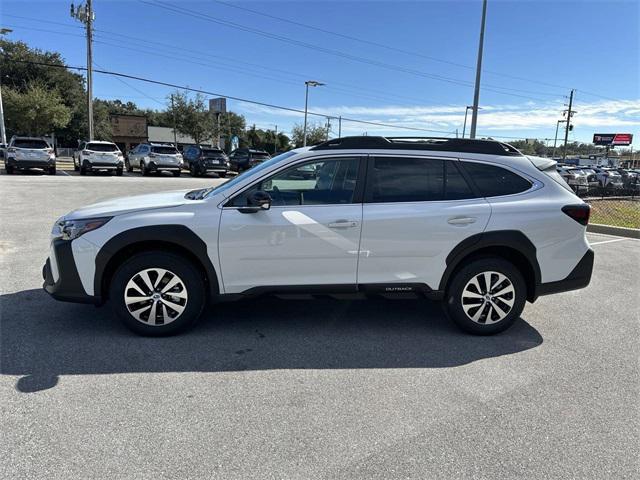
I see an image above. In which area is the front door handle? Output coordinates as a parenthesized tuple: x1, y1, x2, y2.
(447, 216, 477, 225)
(328, 220, 359, 228)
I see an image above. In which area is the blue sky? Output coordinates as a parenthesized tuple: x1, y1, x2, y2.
(3, 0, 639, 145)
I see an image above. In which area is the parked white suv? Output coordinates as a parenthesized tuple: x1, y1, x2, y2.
(74, 141, 124, 176)
(126, 142, 183, 176)
(43, 136, 594, 336)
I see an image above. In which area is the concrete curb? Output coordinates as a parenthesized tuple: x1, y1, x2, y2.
(588, 223, 640, 239)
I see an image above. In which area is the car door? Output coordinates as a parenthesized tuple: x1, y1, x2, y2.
(357, 155, 491, 292)
(218, 156, 365, 293)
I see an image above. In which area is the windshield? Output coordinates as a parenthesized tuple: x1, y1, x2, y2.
(87, 143, 118, 152)
(13, 139, 49, 149)
(151, 146, 179, 154)
(204, 150, 298, 198)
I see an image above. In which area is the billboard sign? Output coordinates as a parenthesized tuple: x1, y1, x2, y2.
(593, 133, 633, 146)
(209, 97, 227, 114)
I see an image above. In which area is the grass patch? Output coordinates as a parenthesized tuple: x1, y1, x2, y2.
(588, 199, 640, 229)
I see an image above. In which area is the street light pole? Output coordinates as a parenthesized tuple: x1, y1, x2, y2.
(462, 106, 472, 138)
(552, 119, 565, 158)
(469, 0, 487, 139)
(303, 80, 325, 147)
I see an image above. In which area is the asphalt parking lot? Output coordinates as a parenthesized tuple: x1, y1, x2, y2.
(1, 172, 638, 479)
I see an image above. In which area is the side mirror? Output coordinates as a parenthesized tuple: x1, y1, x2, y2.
(238, 190, 272, 213)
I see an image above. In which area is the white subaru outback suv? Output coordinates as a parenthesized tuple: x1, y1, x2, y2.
(43, 136, 593, 336)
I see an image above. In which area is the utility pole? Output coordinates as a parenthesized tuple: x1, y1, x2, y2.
(170, 94, 178, 146)
(562, 89, 575, 160)
(469, 0, 487, 139)
(462, 105, 474, 138)
(338, 116, 342, 138)
(71, 1, 94, 140)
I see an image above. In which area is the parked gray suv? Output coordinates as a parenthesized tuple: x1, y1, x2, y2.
(126, 143, 183, 176)
(4, 136, 56, 175)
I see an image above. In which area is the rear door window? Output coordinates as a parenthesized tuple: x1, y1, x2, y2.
(151, 146, 179, 154)
(461, 162, 532, 197)
(86, 143, 118, 152)
(366, 157, 475, 203)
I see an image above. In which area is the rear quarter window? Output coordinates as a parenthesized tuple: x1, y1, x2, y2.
(461, 162, 532, 197)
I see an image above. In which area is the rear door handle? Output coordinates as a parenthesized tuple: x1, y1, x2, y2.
(328, 220, 359, 228)
(447, 216, 477, 225)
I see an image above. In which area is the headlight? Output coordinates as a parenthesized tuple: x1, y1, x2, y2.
(52, 217, 112, 241)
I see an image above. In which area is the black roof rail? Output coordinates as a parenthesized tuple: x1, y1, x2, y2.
(309, 136, 522, 156)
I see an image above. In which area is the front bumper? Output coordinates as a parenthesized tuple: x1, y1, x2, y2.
(536, 248, 594, 298)
(43, 239, 100, 304)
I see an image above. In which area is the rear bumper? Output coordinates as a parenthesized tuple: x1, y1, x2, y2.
(85, 161, 122, 170)
(535, 248, 594, 298)
(7, 158, 55, 169)
(43, 239, 100, 304)
(148, 162, 181, 171)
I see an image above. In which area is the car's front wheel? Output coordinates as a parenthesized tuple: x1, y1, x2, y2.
(109, 252, 206, 336)
(445, 258, 526, 335)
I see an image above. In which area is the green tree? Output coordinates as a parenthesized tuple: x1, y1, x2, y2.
(1, 39, 85, 145)
(167, 91, 214, 144)
(291, 122, 328, 147)
(3, 83, 72, 136)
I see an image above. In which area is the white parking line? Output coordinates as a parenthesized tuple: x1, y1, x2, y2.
(590, 238, 630, 246)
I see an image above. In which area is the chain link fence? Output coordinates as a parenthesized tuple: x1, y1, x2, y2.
(576, 185, 640, 229)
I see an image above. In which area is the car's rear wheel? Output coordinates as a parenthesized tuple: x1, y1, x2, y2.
(140, 161, 148, 176)
(218, 172, 226, 178)
(48, 166, 56, 175)
(125, 159, 133, 172)
(109, 252, 206, 336)
(445, 258, 526, 335)
(190, 164, 200, 177)
(5, 165, 14, 174)
(173, 170, 181, 177)
(115, 168, 123, 176)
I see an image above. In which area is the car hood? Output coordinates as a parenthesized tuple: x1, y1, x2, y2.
(65, 189, 193, 220)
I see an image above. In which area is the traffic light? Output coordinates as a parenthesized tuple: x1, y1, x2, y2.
(569, 124, 574, 131)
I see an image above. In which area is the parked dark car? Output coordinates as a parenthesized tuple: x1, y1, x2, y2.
(228, 148, 271, 172)
(183, 145, 230, 177)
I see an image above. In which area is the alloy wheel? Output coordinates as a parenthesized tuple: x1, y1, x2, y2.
(461, 271, 515, 324)
(124, 268, 188, 325)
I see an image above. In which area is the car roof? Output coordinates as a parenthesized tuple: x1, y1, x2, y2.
(86, 140, 116, 144)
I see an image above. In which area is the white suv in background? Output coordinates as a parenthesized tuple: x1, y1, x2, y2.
(43, 136, 594, 336)
(126, 142, 184, 176)
(74, 141, 125, 176)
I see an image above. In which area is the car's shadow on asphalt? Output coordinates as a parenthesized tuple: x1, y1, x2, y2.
(1, 289, 543, 393)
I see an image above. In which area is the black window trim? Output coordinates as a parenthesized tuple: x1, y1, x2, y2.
(222, 154, 367, 209)
(363, 154, 479, 204)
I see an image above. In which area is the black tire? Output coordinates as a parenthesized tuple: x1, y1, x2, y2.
(190, 164, 200, 177)
(445, 257, 526, 335)
(173, 170, 181, 177)
(141, 162, 148, 176)
(74, 159, 79, 171)
(5, 165, 14, 174)
(48, 166, 56, 175)
(115, 168, 123, 176)
(218, 172, 226, 178)
(125, 160, 133, 172)
(109, 251, 206, 336)
(80, 162, 87, 175)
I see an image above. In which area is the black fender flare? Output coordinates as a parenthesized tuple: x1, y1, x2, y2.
(94, 225, 219, 300)
(438, 230, 541, 297)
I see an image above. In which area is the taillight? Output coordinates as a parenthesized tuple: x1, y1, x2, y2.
(7, 147, 16, 153)
(82, 150, 90, 155)
(149, 153, 157, 158)
(562, 204, 590, 226)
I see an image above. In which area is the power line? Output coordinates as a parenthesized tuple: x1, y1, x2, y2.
(2, 12, 622, 102)
(4, 59, 456, 134)
(141, 0, 561, 102)
(4, 19, 460, 108)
